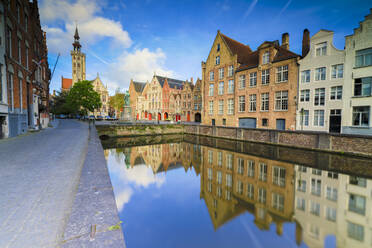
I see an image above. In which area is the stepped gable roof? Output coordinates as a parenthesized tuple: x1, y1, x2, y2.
(61, 77, 72, 90)
(156, 75, 184, 90)
(220, 33, 252, 64)
(133, 81, 146, 93)
(236, 41, 299, 72)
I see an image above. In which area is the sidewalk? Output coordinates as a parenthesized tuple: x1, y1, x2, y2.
(0, 120, 89, 247)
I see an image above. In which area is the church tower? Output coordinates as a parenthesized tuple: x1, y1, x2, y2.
(70, 26, 86, 85)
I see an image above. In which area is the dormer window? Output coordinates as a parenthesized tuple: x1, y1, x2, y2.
(262, 52, 270, 64)
(216, 56, 220, 65)
(217, 44, 220, 52)
(316, 42, 327, 56)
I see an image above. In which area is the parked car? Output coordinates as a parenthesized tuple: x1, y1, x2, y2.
(96, 115, 104, 121)
(58, 114, 67, 119)
(105, 116, 112, 120)
(89, 115, 95, 120)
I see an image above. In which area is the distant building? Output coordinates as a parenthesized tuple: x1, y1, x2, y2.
(296, 29, 345, 133)
(342, 10, 372, 135)
(90, 74, 109, 117)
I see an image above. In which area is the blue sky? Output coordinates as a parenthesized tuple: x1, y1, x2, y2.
(39, 0, 371, 94)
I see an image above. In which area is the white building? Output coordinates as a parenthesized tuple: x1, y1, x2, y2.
(342, 9, 372, 135)
(297, 30, 345, 133)
(0, 2, 8, 138)
(294, 165, 372, 247)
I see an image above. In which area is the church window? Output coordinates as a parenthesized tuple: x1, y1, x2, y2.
(77, 63, 80, 67)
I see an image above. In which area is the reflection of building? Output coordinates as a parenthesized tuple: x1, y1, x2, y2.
(200, 146, 295, 234)
(294, 165, 372, 247)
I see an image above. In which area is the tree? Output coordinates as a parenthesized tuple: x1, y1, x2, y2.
(109, 88, 125, 115)
(50, 90, 73, 115)
(66, 80, 101, 116)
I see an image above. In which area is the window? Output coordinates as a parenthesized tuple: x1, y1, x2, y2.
(217, 44, 220, 52)
(228, 65, 234, 77)
(275, 91, 288, 110)
(262, 118, 268, 127)
(209, 84, 214, 96)
(326, 207, 336, 222)
(225, 190, 231, 200)
(227, 98, 234, 114)
(276, 65, 288, 82)
(298, 165, 307, 172)
(273, 166, 286, 187)
(216, 56, 220, 65)
(228, 80, 234, 93)
(310, 201, 320, 216)
(300, 89, 310, 102)
(219, 68, 224, 79)
(217, 171, 222, 184)
(249, 94, 256, 112)
(314, 88, 325, 106)
(296, 197, 305, 211)
(25, 14, 28, 32)
(301, 70, 310, 83)
(218, 100, 224, 114)
(272, 193, 284, 212)
(315, 42, 327, 56)
(350, 176, 367, 187)
(315, 67, 326, 81)
(217, 152, 222, 166)
(19, 78, 22, 113)
(348, 222, 364, 241)
(352, 106, 369, 127)
(310, 225, 319, 239)
(217, 186, 222, 198)
(226, 154, 233, 170)
(0, 65, 2, 102)
(297, 180, 306, 192)
(209, 101, 214, 115)
(300, 110, 309, 126)
(349, 194, 366, 215)
(237, 158, 244, 175)
(312, 168, 321, 176)
(237, 180, 243, 195)
(314, 110, 325, 126)
(328, 172, 338, 179)
(259, 163, 267, 182)
(18, 39, 21, 63)
(7, 27, 12, 57)
(247, 160, 254, 177)
(330, 86, 342, 100)
(331, 64, 343, 78)
(262, 51, 270, 64)
(249, 72, 257, 87)
(247, 184, 254, 199)
(210, 71, 214, 81)
(355, 48, 372, 67)
(258, 188, 266, 203)
(222, 118, 226, 125)
(8, 73, 14, 112)
(16, 2, 20, 22)
(354, 77, 372, 97)
(261, 69, 270, 85)
(226, 174, 232, 187)
(218, 82, 224, 95)
(326, 187, 337, 201)
(238, 96, 245, 112)
(239, 75, 246, 89)
(261, 93, 269, 111)
(208, 150, 213, 164)
(311, 179, 321, 196)
(25, 47, 29, 69)
(208, 181, 212, 192)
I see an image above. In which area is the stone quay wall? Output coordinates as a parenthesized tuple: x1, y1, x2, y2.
(95, 123, 372, 157)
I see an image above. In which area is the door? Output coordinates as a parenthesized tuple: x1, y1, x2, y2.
(239, 118, 256, 128)
(212, 119, 215, 126)
(187, 111, 190, 122)
(195, 113, 201, 123)
(149, 113, 152, 120)
(158, 113, 161, 120)
(276, 119, 286, 130)
(329, 109, 341, 133)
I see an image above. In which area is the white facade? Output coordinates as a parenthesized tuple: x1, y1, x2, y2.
(342, 10, 372, 135)
(294, 165, 372, 247)
(0, 2, 8, 138)
(296, 30, 345, 133)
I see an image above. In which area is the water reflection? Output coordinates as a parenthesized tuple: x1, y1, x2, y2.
(105, 141, 372, 248)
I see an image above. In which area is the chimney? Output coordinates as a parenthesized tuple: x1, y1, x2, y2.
(281, 33, 289, 50)
(190, 77, 193, 83)
(302, 29, 310, 57)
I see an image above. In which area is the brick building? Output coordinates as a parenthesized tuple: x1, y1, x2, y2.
(2, 0, 50, 138)
(202, 31, 300, 129)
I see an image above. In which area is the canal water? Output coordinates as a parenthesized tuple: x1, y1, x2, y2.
(103, 135, 372, 248)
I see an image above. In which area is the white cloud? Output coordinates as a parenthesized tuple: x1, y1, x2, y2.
(40, 0, 131, 54)
(115, 187, 133, 212)
(105, 48, 175, 92)
(244, 0, 258, 19)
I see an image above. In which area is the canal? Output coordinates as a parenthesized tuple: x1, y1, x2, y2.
(102, 134, 372, 248)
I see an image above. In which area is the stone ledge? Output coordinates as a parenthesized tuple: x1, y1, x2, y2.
(61, 126, 125, 247)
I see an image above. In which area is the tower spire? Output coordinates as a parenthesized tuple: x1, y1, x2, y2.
(72, 24, 81, 51)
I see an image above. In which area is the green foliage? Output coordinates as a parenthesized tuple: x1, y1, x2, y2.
(109, 88, 125, 112)
(108, 221, 123, 231)
(50, 90, 74, 115)
(66, 80, 102, 115)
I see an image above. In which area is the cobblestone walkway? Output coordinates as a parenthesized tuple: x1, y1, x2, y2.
(0, 120, 89, 248)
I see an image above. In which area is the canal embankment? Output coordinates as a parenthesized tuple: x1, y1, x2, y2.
(62, 124, 125, 247)
(96, 123, 372, 157)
